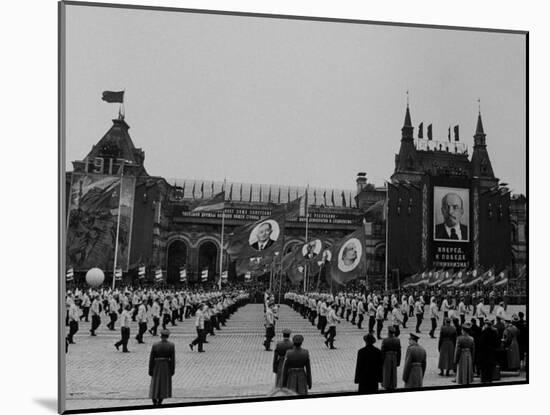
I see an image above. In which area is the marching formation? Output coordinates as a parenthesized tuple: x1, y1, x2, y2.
(65, 282, 526, 403)
(279, 288, 526, 394)
(65, 286, 249, 405)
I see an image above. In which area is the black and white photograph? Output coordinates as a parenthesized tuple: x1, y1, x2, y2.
(57, 1, 529, 413)
(433, 186, 470, 242)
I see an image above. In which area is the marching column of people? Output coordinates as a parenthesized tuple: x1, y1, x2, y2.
(283, 288, 526, 392)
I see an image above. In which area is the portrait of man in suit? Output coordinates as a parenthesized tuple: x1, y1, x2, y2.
(302, 239, 322, 260)
(250, 221, 278, 251)
(434, 191, 469, 241)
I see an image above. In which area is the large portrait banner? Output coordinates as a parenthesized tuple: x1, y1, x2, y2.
(432, 185, 471, 269)
(66, 172, 136, 272)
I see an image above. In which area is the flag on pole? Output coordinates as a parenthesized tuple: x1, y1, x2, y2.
(66, 267, 74, 282)
(482, 267, 496, 286)
(101, 90, 124, 103)
(428, 270, 443, 287)
(191, 191, 225, 212)
(201, 268, 209, 282)
(179, 267, 187, 282)
(155, 268, 163, 282)
(402, 273, 420, 288)
(494, 269, 509, 287)
(439, 270, 454, 287)
(114, 268, 123, 280)
(138, 265, 146, 279)
(464, 268, 483, 287)
(329, 228, 366, 286)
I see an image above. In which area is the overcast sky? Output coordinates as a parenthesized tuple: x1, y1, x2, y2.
(64, 5, 526, 194)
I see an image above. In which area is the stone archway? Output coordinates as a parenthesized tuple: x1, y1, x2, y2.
(198, 241, 218, 282)
(166, 240, 188, 284)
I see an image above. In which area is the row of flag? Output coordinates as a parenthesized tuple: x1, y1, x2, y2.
(175, 182, 353, 207)
(401, 267, 512, 289)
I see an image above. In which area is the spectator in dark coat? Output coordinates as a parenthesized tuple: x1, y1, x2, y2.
(403, 332, 427, 388)
(354, 333, 383, 393)
(454, 323, 475, 385)
(478, 320, 500, 383)
(469, 318, 482, 376)
(273, 329, 293, 387)
(438, 318, 457, 376)
(381, 326, 401, 390)
(148, 329, 175, 406)
(512, 312, 528, 368)
(282, 335, 312, 395)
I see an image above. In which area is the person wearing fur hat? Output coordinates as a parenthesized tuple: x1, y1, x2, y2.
(454, 322, 475, 384)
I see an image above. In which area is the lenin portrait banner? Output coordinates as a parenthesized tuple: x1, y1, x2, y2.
(66, 172, 136, 272)
(432, 185, 472, 269)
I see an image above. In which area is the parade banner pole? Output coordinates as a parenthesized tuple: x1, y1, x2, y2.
(384, 181, 389, 292)
(112, 160, 125, 290)
(304, 184, 309, 293)
(218, 186, 225, 291)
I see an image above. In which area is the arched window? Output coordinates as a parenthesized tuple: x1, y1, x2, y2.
(166, 240, 188, 284)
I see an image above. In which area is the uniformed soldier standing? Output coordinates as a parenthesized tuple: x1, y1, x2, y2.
(149, 329, 175, 406)
(381, 326, 401, 390)
(273, 329, 293, 387)
(114, 304, 132, 353)
(402, 332, 427, 388)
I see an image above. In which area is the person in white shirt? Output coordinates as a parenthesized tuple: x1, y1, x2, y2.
(149, 299, 161, 336)
(476, 299, 487, 327)
(368, 300, 377, 333)
(135, 300, 148, 344)
(391, 304, 403, 337)
(115, 304, 132, 353)
(458, 298, 467, 325)
(376, 303, 385, 339)
(441, 297, 450, 319)
(189, 303, 205, 352)
(67, 299, 81, 344)
(494, 301, 507, 321)
(90, 295, 101, 336)
(325, 304, 341, 349)
(429, 297, 439, 338)
(414, 299, 424, 333)
(357, 298, 366, 330)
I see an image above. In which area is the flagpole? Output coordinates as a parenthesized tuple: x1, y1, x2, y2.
(304, 184, 309, 293)
(219, 179, 226, 291)
(384, 181, 389, 292)
(112, 160, 125, 290)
